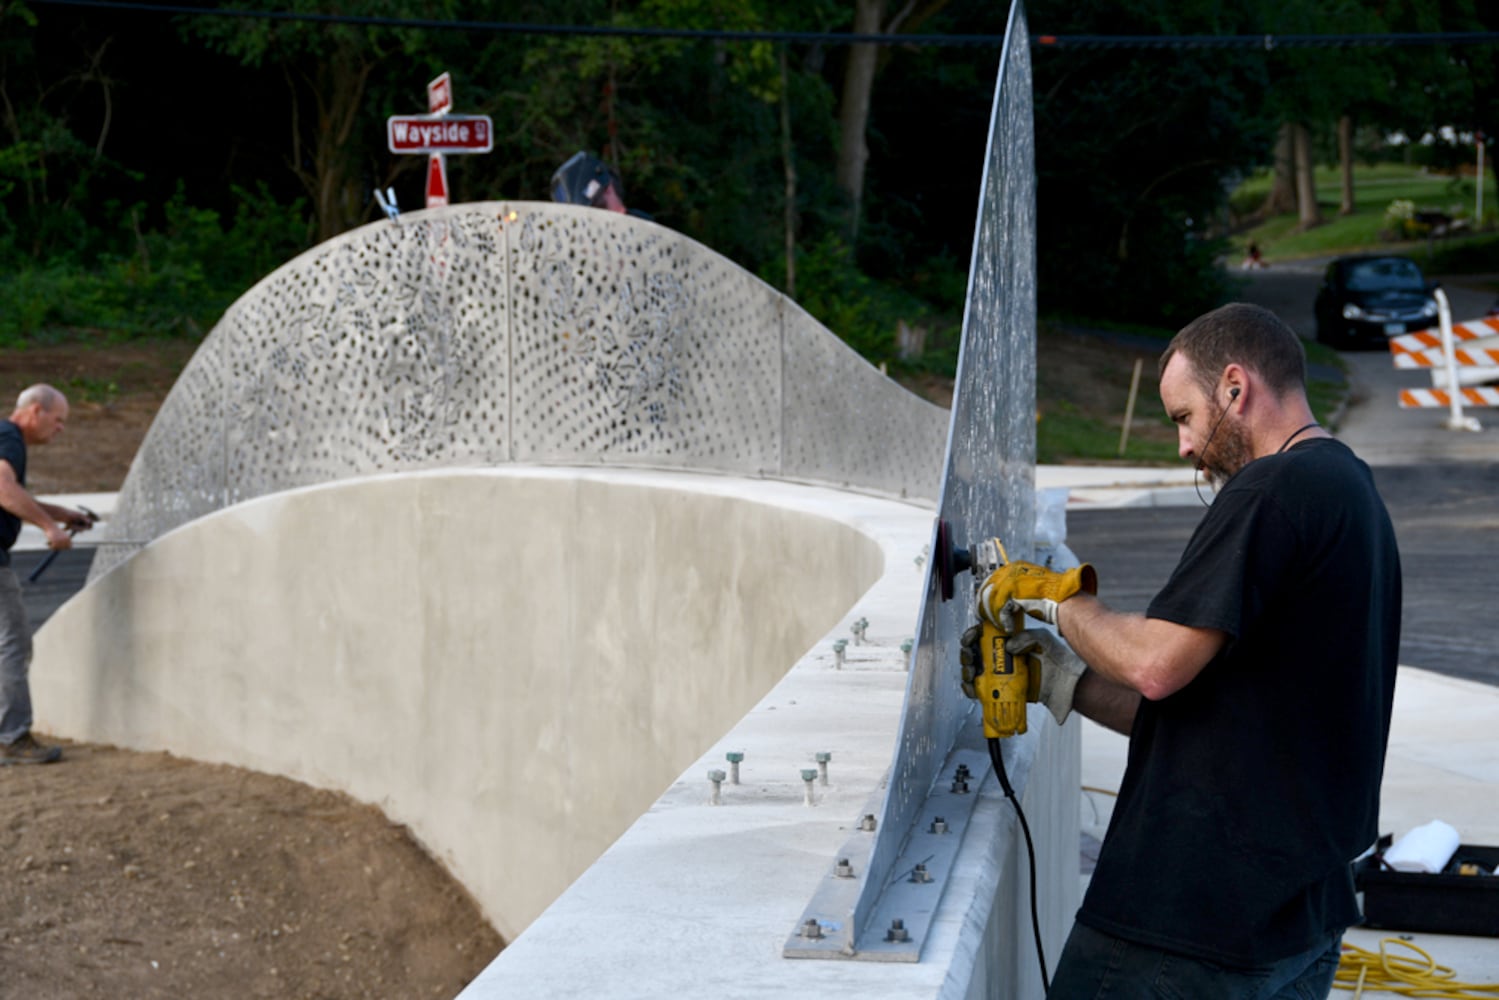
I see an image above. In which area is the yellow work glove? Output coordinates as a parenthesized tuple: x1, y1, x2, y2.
(958, 624, 984, 700)
(977, 560, 1097, 630)
(1006, 629, 1088, 726)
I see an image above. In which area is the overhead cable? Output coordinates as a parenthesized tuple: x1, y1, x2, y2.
(22, 0, 1499, 50)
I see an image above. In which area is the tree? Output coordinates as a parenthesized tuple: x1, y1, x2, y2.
(0, 1, 135, 260)
(182, 0, 459, 243)
(834, 0, 880, 240)
(1337, 115, 1354, 215)
(1264, 124, 1297, 217)
(1292, 122, 1321, 229)
(1028, 0, 1279, 323)
(832, 0, 950, 243)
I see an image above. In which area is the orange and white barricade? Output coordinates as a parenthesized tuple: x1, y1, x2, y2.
(1388, 289, 1492, 431)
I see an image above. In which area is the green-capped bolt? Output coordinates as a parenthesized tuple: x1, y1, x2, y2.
(814, 751, 832, 786)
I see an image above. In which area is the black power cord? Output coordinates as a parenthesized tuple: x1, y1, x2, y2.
(988, 735, 1051, 994)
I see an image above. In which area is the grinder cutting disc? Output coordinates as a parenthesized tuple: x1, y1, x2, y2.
(934, 518, 972, 602)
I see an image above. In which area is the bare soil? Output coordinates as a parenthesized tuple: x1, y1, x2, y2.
(1, 743, 502, 999)
(0, 339, 502, 1000)
(0, 327, 1158, 999)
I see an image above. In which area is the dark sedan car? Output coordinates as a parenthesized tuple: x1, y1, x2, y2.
(1313, 254, 1440, 350)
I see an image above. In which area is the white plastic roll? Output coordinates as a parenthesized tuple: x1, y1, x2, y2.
(1384, 819, 1461, 874)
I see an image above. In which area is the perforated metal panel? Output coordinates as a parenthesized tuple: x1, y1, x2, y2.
(782, 301, 944, 500)
(505, 206, 784, 470)
(93, 203, 947, 580)
(842, 0, 1038, 958)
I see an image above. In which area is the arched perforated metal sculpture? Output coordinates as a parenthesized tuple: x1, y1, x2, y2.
(95, 204, 948, 579)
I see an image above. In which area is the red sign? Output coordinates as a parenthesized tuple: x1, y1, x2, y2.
(386, 115, 494, 154)
(426, 154, 449, 208)
(428, 72, 452, 115)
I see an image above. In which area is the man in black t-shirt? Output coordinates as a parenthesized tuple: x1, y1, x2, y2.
(0, 384, 96, 766)
(992, 304, 1401, 998)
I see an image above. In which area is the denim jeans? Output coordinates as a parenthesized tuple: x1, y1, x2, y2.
(1048, 922, 1343, 1000)
(0, 566, 35, 744)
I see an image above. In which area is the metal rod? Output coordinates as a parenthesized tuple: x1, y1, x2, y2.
(1118, 357, 1144, 456)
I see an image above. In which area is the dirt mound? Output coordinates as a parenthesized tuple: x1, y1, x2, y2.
(0, 742, 502, 999)
(0, 340, 503, 998)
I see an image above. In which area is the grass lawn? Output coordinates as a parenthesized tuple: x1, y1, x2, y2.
(1233, 163, 1497, 262)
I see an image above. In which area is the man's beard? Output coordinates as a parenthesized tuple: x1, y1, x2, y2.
(1200, 405, 1253, 491)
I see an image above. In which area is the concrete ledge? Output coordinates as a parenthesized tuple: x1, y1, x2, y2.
(33, 468, 915, 945)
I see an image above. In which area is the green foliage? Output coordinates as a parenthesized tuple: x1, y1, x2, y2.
(1384, 199, 1422, 240)
(1228, 179, 1270, 223)
(0, 183, 310, 344)
(180, 0, 463, 239)
(1236, 164, 1497, 262)
(6, 0, 1495, 380)
(1028, 0, 1279, 327)
(766, 233, 940, 363)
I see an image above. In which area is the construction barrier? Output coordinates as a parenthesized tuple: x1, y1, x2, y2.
(1388, 290, 1493, 430)
(1390, 319, 1499, 370)
(1399, 386, 1499, 409)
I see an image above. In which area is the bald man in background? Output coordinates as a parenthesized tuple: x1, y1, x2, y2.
(0, 384, 95, 765)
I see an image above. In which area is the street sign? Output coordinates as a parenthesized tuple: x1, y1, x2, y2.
(385, 72, 491, 212)
(428, 72, 452, 115)
(387, 114, 493, 154)
(426, 154, 449, 208)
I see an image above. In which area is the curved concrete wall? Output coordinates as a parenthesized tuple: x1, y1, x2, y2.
(34, 468, 885, 941)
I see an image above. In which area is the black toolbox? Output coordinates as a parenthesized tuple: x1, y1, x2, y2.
(1354, 839, 1499, 937)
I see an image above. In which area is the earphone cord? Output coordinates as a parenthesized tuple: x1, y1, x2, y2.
(1192, 394, 1237, 508)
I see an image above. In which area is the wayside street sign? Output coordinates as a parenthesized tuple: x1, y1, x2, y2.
(386, 114, 494, 154)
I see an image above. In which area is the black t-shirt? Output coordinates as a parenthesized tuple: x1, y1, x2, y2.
(0, 420, 26, 554)
(1077, 437, 1402, 967)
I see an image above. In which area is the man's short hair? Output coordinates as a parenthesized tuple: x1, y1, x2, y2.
(16, 384, 64, 413)
(1158, 303, 1307, 399)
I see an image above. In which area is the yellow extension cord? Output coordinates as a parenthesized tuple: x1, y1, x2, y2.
(1336, 938, 1499, 998)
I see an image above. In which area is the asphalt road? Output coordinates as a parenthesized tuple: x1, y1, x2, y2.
(1231, 257, 1497, 465)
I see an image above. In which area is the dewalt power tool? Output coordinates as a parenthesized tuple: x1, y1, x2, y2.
(936, 519, 1097, 992)
(952, 537, 1032, 739)
(936, 524, 1056, 739)
(938, 519, 1098, 732)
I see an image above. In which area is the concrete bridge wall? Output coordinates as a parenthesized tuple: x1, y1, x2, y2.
(36, 468, 889, 943)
